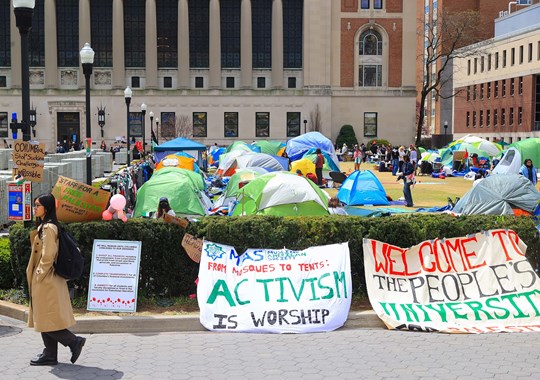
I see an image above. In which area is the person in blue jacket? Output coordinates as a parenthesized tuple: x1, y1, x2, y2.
(519, 158, 537, 185)
(399, 155, 415, 207)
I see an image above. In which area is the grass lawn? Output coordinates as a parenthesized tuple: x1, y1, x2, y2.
(325, 161, 475, 209)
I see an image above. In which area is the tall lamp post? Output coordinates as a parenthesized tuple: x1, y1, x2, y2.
(13, 0, 35, 142)
(443, 120, 448, 146)
(124, 87, 132, 164)
(98, 106, 106, 138)
(149, 111, 154, 152)
(80, 42, 95, 185)
(155, 117, 159, 145)
(141, 103, 146, 155)
(303, 119, 307, 135)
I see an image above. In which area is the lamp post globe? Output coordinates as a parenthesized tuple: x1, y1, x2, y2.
(124, 87, 133, 163)
(80, 42, 94, 185)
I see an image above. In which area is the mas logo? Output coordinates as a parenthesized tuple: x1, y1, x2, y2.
(205, 243, 226, 260)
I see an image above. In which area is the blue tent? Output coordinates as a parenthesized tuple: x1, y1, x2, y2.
(337, 170, 389, 206)
(154, 137, 207, 163)
(286, 132, 339, 165)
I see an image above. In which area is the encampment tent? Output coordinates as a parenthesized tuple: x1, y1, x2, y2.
(337, 170, 389, 206)
(155, 151, 201, 173)
(133, 167, 208, 217)
(452, 174, 540, 215)
(491, 147, 522, 175)
(153, 137, 207, 165)
(231, 172, 330, 216)
(236, 153, 289, 172)
(286, 132, 339, 166)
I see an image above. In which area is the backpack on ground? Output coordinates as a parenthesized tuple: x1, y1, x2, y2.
(54, 225, 84, 280)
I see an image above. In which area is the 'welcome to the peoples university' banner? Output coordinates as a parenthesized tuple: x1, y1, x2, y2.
(198, 242, 352, 333)
(364, 229, 540, 333)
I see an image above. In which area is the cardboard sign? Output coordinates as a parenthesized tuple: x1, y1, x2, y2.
(163, 213, 189, 228)
(11, 141, 45, 182)
(181, 233, 202, 263)
(364, 229, 540, 334)
(52, 176, 110, 222)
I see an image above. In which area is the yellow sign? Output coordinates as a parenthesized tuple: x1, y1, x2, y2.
(52, 176, 110, 222)
(11, 141, 45, 182)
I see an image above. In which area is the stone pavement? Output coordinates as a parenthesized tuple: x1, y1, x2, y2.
(2, 314, 540, 379)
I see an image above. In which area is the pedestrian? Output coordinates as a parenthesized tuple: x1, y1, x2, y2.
(281, 151, 291, 170)
(100, 140, 107, 152)
(110, 146, 116, 163)
(154, 197, 176, 219)
(353, 145, 362, 171)
(315, 148, 325, 186)
(409, 146, 418, 173)
(399, 155, 415, 207)
(519, 158, 537, 185)
(361, 143, 368, 163)
(27, 193, 86, 366)
(391, 146, 399, 176)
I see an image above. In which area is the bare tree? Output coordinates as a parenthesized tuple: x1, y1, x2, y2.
(309, 104, 322, 132)
(416, 9, 491, 146)
(175, 114, 193, 138)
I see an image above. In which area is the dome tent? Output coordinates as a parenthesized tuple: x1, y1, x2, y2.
(337, 170, 389, 206)
(286, 132, 339, 167)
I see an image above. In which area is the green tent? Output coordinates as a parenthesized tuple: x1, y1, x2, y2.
(226, 141, 253, 153)
(253, 140, 286, 155)
(225, 168, 266, 198)
(231, 172, 330, 216)
(133, 167, 207, 217)
(505, 138, 540, 167)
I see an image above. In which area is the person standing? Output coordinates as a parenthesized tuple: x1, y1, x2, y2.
(400, 155, 415, 207)
(409, 146, 418, 173)
(27, 193, 86, 366)
(519, 158, 537, 185)
(315, 148, 325, 186)
(353, 145, 362, 171)
(391, 147, 400, 176)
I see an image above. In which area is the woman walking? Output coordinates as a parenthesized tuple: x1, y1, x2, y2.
(27, 193, 85, 366)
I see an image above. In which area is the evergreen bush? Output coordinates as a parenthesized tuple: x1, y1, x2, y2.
(336, 125, 358, 148)
(0, 238, 14, 289)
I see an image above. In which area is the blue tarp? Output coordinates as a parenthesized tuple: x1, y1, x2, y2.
(286, 132, 339, 165)
(337, 170, 390, 206)
(154, 137, 207, 163)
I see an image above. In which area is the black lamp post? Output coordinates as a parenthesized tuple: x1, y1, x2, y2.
(141, 103, 146, 155)
(443, 120, 448, 146)
(303, 119, 307, 134)
(29, 105, 36, 137)
(155, 117, 159, 145)
(80, 42, 95, 185)
(13, 0, 35, 142)
(149, 111, 154, 152)
(124, 86, 132, 164)
(98, 106, 106, 138)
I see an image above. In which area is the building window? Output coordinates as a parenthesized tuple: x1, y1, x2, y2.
(374, 0, 383, 9)
(221, 0, 241, 68)
(509, 108, 514, 126)
(481, 56, 484, 72)
(283, 0, 303, 68)
(519, 76, 523, 95)
(501, 108, 506, 126)
(91, 0, 113, 67)
(364, 112, 378, 137)
(494, 109, 498, 126)
(474, 58, 477, 74)
(224, 112, 239, 137)
(252, 0, 272, 68)
(124, 0, 146, 67)
(0, 76, 6, 87)
(494, 81, 499, 97)
(487, 82, 491, 98)
(193, 112, 208, 137)
(480, 83, 484, 99)
(195, 76, 204, 88)
(129, 111, 143, 137)
(131, 76, 140, 88)
(467, 60, 471, 75)
(503, 50, 506, 67)
(225, 77, 235, 88)
(0, 112, 8, 138)
(466, 86, 470, 101)
(518, 107, 523, 125)
(361, 0, 370, 9)
(257, 77, 266, 88)
(487, 54, 491, 71)
(286, 112, 301, 137)
(502, 80, 506, 97)
(164, 77, 173, 88)
(157, 0, 178, 68)
(479, 110, 483, 127)
(486, 109, 491, 127)
(28, 2, 45, 66)
(466, 112, 470, 128)
(56, 0, 79, 67)
(511, 48, 515, 66)
(189, 1, 209, 68)
(160, 112, 176, 138)
(473, 111, 476, 127)
(495, 52, 499, 69)
(529, 43, 533, 62)
(358, 29, 383, 87)
(255, 112, 270, 137)
(510, 78, 515, 96)
(473, 85, 477, 100)
(0, 3, 9, 66)
(288, 77, 297, 89)
(519, 45, 523, 64)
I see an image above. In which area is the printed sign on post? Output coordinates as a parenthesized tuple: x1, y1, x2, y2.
(11, 141, 45, 182)
(363, 229, 540, 334)
(7, 182, 32, 221)
(87, 240, 142, 312)
(197, 241, 352, 333)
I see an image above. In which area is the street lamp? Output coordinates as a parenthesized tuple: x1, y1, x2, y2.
(124, 86, 132, 164)
(155, 117, 159, 145)
(13, 0, 36, 142)
(303, 119, 307, 134)
(80, 42, 95, 185)
(443, 120, 448, 146)
(29, 105, 36, 137)
(141, 103, 147, 155)
(98, 106, 106, 138)
(149, 111, 154, 151)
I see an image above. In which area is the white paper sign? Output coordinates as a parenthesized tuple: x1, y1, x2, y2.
(87, 240, 142, 312)
(197, 241, 352, 333)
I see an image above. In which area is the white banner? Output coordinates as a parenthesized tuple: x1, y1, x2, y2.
(87, 240, 142, 312)
(198, 241, 352, 333)
(364, 229, 540, 333)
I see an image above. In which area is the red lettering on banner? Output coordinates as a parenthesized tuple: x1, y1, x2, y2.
(460, 237, 486, 270)
(419, 242, 435, 273)
(372, 240, 388, 273)
(507, 230, 525, 257)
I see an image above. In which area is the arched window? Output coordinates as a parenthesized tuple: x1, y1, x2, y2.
(358, 29, 383, 87)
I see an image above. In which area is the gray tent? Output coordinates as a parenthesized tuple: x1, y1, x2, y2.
(453, 174, 540, 215)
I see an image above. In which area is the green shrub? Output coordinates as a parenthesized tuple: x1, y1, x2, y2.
(336, 125, 358, 148)
(367, 139, 390, 147)
(0, 238, 15, 289)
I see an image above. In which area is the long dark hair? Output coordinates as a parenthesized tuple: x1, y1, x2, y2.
(35, 193, 59, 232)
(156, 199, 172, 218)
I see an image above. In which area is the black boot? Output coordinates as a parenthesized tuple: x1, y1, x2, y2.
(69, 336, 86, 364)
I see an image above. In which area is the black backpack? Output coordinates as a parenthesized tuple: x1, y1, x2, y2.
(54, 225, 84, 280)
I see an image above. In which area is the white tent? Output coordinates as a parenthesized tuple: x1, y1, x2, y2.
(492, 148, 522, 175)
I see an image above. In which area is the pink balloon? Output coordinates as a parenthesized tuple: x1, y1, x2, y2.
(102, 210, 113, 220)
(110, 194, 126, 210)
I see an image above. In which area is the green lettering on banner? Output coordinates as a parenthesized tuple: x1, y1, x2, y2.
(234, 279, 250, 305)
(424, 303, 448, 322)
(256, 278, 275, 302)
(333, 271, 348, 299)
(401, 303, 420, 323)
(463, 301, 495, 321)
(444, 302, 469, 320)
(305, 278, 320, 301)
(207, 280, 236, 307)
(318, 273, 334, 300)
(275, 277, 289, 303)
(485, 297, 511, 319)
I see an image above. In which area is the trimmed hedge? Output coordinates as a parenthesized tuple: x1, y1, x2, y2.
(0, 238, 14, 289)
(8, 215, 540, 297)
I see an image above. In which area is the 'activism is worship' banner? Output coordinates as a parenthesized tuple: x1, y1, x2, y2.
(198, 241, 352, 333)
(364, 229, 540, 333)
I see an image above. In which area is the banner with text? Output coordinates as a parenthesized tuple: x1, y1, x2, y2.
(12, 141, 45, 182)
(52, 176, 110, 222)
(87, 240, 142, 312)
(364, 229, 540, 333)
(198, 242, 352, 333)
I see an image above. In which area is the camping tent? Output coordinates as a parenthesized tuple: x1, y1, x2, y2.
(302, 149, 341, 172)
(503, 138, 540, 167)
(491, 147, 522, 175)
(452, 174, 540, 215)
(155, 152, 201, 173)
(253, 140, 286, 155)
(226, 141, 259, 153)
(153, 137, 207, 165)
(286, 132, 339, 166)
(133, 167, 208, 217)
(231, 172, 330, 216)
(236, 153, 289, 172)
(337, 170, 389, 206)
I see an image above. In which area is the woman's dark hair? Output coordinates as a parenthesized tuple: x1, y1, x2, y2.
(524, 158, 533, 166)
(35, 193, 59, 230)
(316, 148, 322, 154)
(156, 199, 172, 218)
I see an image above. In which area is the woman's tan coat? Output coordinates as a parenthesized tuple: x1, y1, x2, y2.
(26, 223, 76, 332)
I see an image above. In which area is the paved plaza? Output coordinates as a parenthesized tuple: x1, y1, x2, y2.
(1, 314, 540, 379)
